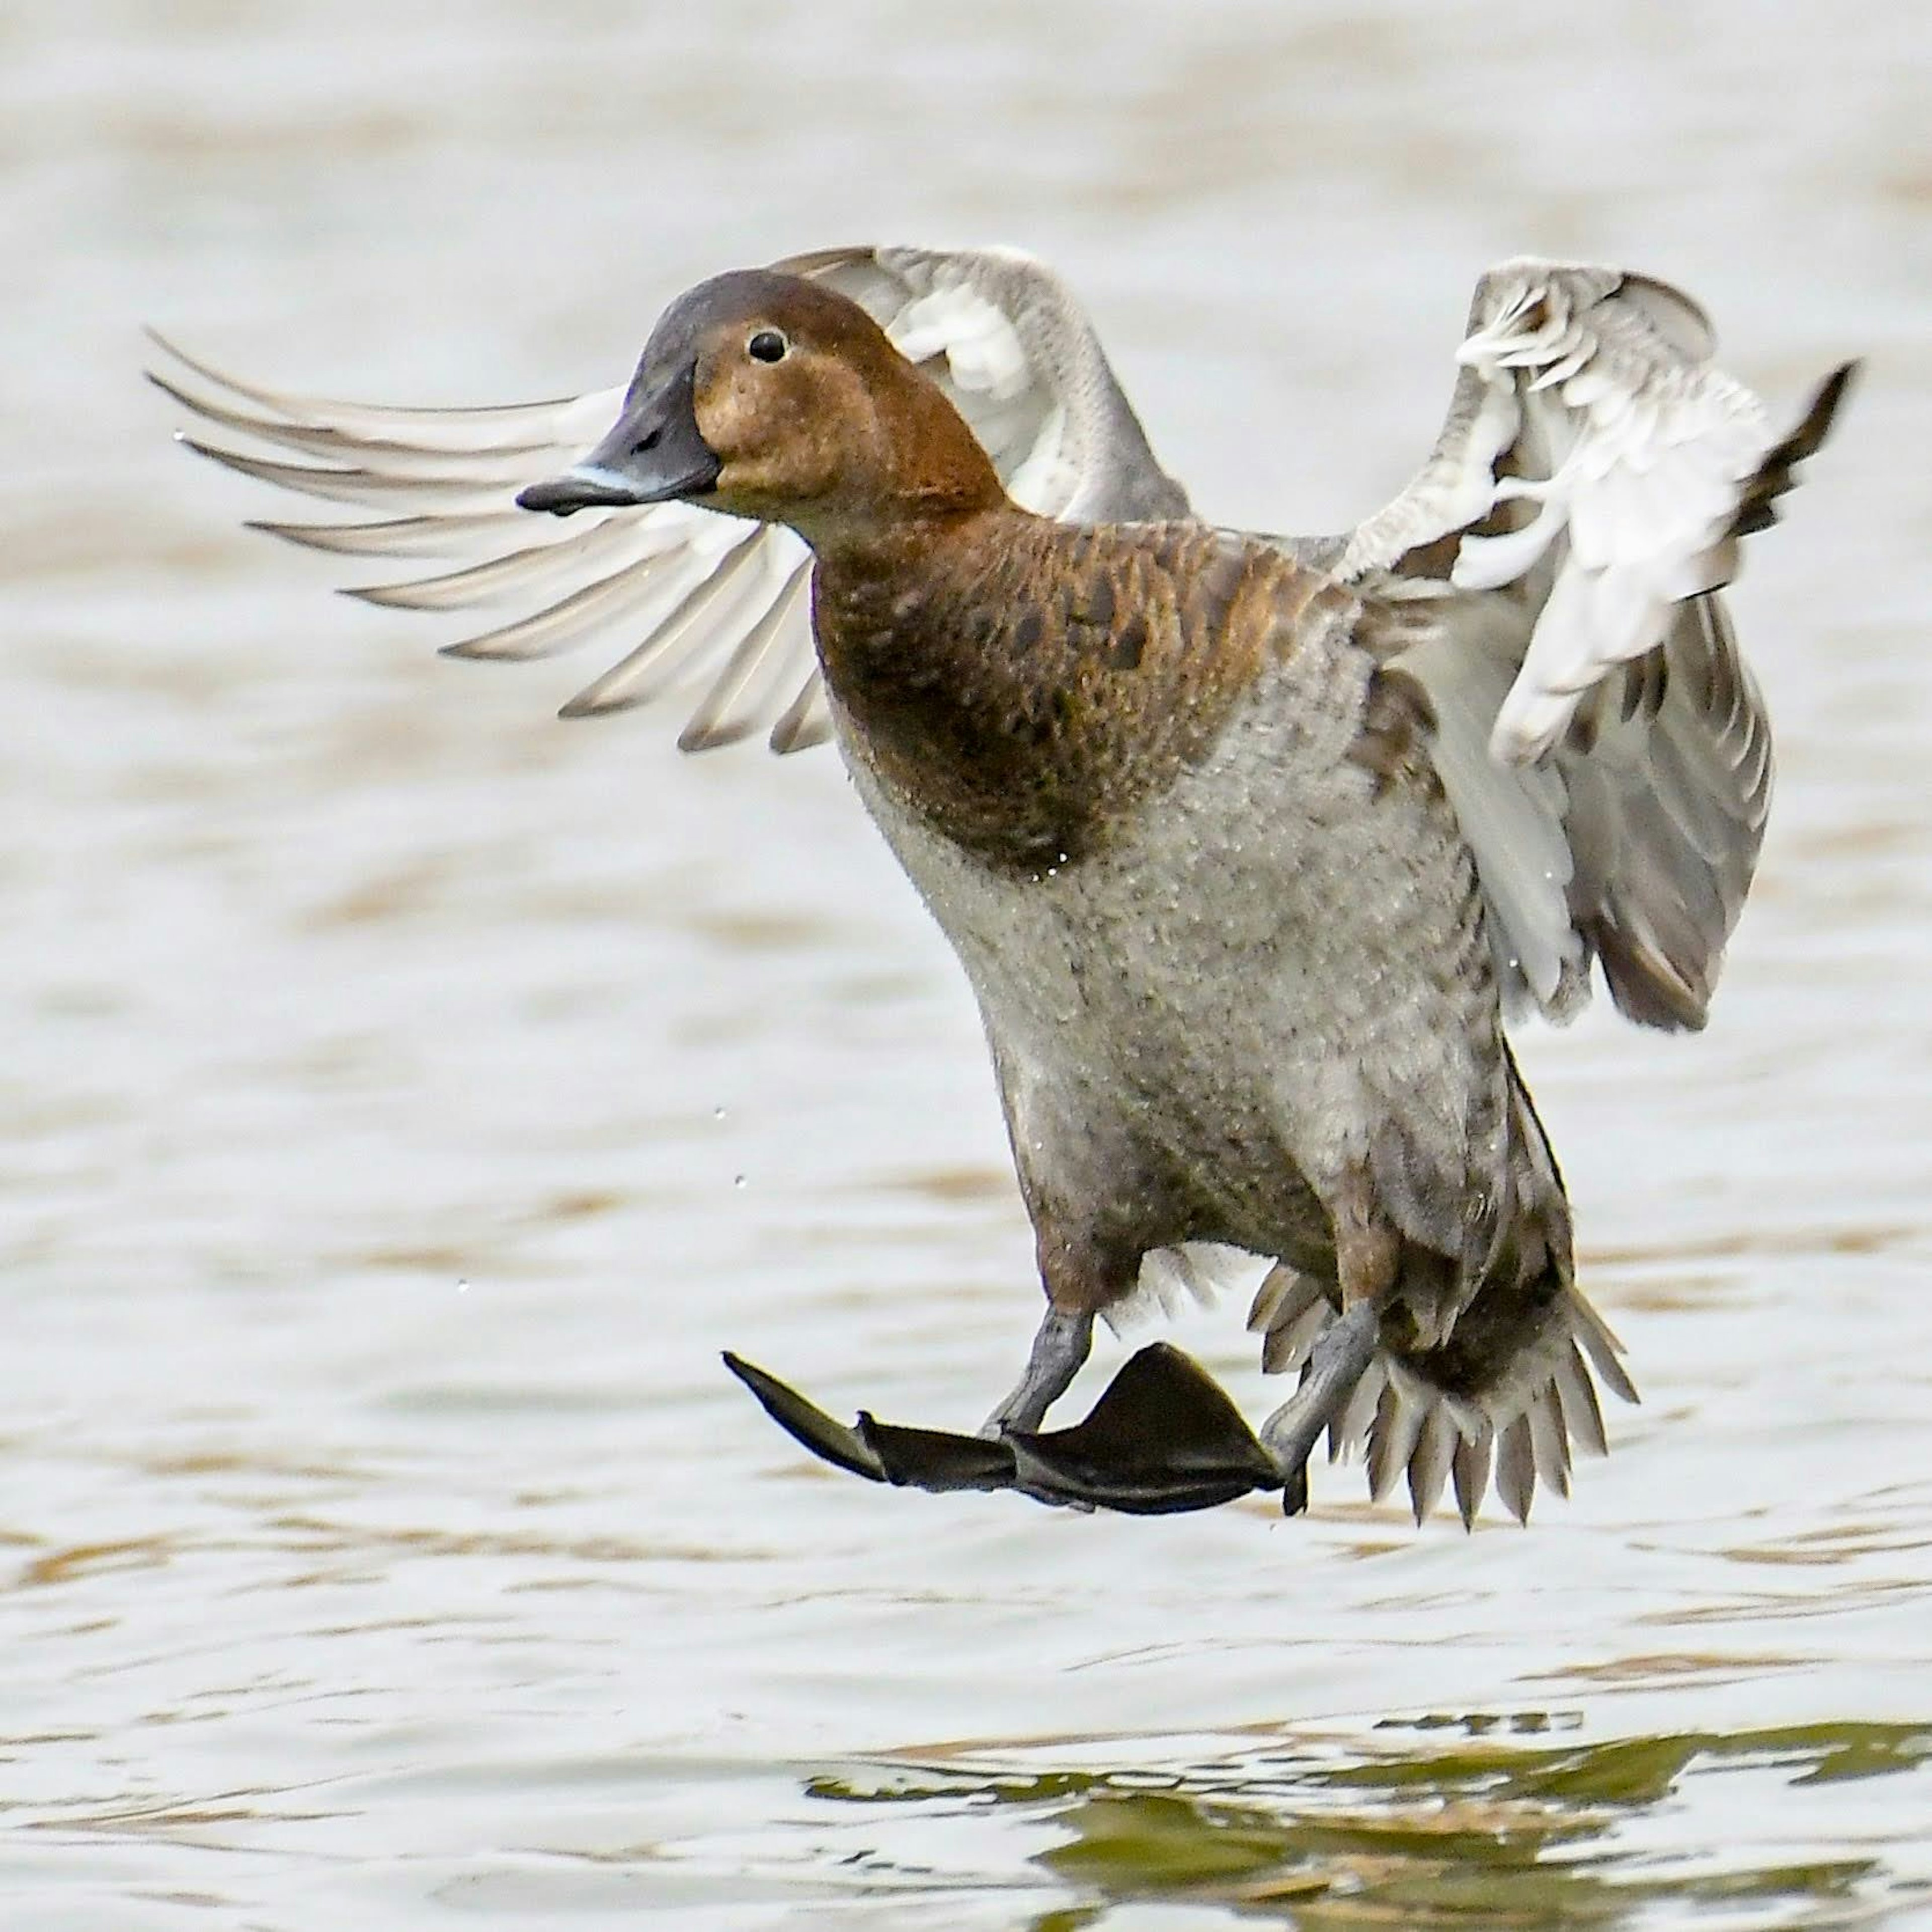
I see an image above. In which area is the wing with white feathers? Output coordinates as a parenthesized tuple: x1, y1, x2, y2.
(149, 244, 1184, 754)
(155, 249, 1845, 1030)
(148, 330, 826, 750)
(779, 246, 1188, 525)
(1341, 258, 1849, 763)
(1344, 259, 1852, 1030)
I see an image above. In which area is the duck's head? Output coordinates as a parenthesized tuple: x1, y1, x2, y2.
(519, 269, 1003, 548)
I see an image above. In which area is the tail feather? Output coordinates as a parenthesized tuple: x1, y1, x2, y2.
(1528, 1389, 1573, 1499)
(1497, 1413, 1538, 1522)
(1555, 1341, 1610, 1457)
(1248, 1059, 1638, 1527)
(1452, 1429, 1493, 1524)
(1332, 1359, 1388, 1465)
(1572, 1295, 1640, 1405)
(1407, 1407, 1458, 1521)
(1112, 1240, 1253, 1331)
(1367, 1382, 1427, 1503)
(1246, 1263, 1332, 1374)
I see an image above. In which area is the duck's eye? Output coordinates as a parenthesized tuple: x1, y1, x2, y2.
(747, 329, 789, 364)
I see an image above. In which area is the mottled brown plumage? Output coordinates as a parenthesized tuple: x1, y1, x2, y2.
(815, 517, 1340, 874)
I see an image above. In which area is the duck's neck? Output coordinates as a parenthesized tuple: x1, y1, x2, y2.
(808, 508, 1313, 874)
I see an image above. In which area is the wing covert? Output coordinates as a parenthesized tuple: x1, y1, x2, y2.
(1338, 259, 1849, 764)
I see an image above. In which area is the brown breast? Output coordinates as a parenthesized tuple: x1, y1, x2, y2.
(812, 510, 1353, 874)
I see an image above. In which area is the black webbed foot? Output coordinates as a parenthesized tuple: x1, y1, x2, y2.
(856, 1414, 1018, 1493)
(723, 1343, 1290, 1514)
(1006, 1344, 1281, 1513)
(722, 1351, 890, 1483)
(722, 1351, 1020, 1492)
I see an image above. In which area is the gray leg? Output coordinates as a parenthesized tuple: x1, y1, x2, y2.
(1259, 1301, 1379, 1513)
(980, 1306, 1094, 1436)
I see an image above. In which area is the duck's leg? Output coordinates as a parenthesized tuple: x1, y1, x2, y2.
(725, 1205, 1287, 1513)
(1258, 1169, 1391, 1512)
(727, 1172, 1316, 1516)
(982, 1216, 1146, 1434)
(1258, 1302, 1380, 1514)
(980, 1305, 1094, 1436)
(987, 1230, 1289, 1513)
(722, 1233, 1110, 1500)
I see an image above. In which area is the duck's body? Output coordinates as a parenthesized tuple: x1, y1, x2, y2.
(844, 548, 1482, 1280)
(822, 515, 1451, 1263)
(160, 249, 1849, 1521)
(812, 500, 1590, 1512)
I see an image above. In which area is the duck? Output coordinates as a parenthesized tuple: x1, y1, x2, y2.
(153, 249, 1851, 1522)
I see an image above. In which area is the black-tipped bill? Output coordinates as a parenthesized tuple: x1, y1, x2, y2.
(517, 361, 720, 517)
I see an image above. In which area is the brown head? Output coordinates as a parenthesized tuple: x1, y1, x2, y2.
(518, 269, 1005, 552)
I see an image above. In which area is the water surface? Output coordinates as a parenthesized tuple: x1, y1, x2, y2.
(4, 4, 1929, 1925)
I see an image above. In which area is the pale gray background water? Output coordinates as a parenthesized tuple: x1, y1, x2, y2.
(5, 4, 1930, 1926)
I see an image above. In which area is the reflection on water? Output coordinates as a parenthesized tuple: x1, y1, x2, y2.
(4, 1, 1930, 1926)
(812, 1720, 1929, 1926)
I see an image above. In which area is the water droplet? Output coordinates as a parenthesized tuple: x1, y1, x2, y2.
(733, 1174, 748, 1190)
(455, 1278, 469, 1295)
(712, 1105, 728, 1121)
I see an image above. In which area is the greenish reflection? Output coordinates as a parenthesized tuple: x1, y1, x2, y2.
(807, 1719, 1926, 1927)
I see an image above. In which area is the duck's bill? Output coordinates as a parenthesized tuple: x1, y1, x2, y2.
(722, 1344, 1287, 1516)
(516, 465, 677, 515)
(518, 362, 720, 515)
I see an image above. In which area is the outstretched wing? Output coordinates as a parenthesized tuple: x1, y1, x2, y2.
(150, 245, 1185, 754)
(784, 245, 1188, 525)
(1346, 259, 1852, 1028)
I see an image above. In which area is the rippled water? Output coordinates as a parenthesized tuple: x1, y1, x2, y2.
(5, 4, 1930, 1925)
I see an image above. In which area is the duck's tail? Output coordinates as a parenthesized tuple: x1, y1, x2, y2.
(1249, 1060, 1637, 1526)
